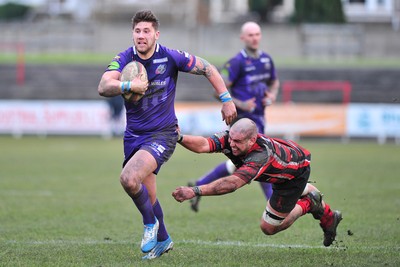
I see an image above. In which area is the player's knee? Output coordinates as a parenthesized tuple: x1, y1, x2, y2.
(260, 207, 285, 235)
(301, 183, 319, 197)
(260, 223, 278, 235)
(225, 160, 236, 174)
(120, 172, 140, 191)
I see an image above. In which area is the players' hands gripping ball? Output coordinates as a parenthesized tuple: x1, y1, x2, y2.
(120, 61, 148, 102)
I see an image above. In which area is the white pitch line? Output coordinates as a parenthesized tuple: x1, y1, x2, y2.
(181, 239, 327, 249)
(4, 239, 399, 251)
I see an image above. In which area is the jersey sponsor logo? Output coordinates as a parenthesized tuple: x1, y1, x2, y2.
(155, 64, 167, 74)
(142, 87, 166, 99)
(260, 57, 271, 70)
(150, 142, 166, 156)
(248, 73, 271, 82)
(260, 57, 270, 63)
(150, 80, 167, 86)
(107, 61, 120, 71)
(245, 66, 256, 72)
(177, 49, 191, 58)
(153, 57, 168, 64)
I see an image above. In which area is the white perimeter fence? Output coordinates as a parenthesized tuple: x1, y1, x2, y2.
(0, 100, 399, 144)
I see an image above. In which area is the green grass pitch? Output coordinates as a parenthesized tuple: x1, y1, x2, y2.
(0, 136, 399, 266)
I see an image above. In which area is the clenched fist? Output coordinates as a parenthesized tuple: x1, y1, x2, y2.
(172, 186, 196, 202)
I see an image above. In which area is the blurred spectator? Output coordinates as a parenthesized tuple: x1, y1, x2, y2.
(107, 95, 124, 136)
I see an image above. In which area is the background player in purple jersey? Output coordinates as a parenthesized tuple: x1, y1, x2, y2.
(187, 21, 279, 212)
(97, 10, 236, 260)
(174, 118, 342, 247)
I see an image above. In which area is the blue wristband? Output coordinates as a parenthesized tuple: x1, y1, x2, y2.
(120, 81, 131, 94)
(120, 82, 125, 93)
(219, 91, 232, 103)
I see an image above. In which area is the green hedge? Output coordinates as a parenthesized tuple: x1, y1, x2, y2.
(291, 0, 345, 23)
(248, 0, 282, 22)
(0, 2, 31, 21)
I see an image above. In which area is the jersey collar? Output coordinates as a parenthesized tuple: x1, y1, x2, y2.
(132, 43, 160, 57)
(241, 48, 261, 59)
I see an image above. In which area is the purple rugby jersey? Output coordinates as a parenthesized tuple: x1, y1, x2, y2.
(221, 49, 277, 132)
(106, 43, 196, 135)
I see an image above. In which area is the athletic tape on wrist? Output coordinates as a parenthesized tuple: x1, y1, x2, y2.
(219, 91, 232, 103)
(120, 81, 131, 94)
(120, 82, 125, 93)
(192, 186, 202, 196)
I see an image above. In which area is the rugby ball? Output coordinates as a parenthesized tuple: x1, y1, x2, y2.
(120, 61, 148, 102)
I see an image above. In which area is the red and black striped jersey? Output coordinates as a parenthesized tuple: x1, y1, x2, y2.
(207, 131, 311, 184)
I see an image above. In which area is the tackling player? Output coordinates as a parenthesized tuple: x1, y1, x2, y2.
(98, 10, 236, 260)
(174, 118, 342, 247)
(187, 21, 279, 212)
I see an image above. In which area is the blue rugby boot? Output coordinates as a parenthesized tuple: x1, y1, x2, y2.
(140, 218, 159, 253)
(142, 236, 174, 260)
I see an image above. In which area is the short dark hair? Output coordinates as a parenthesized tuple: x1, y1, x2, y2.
(132, 10, 159, 30)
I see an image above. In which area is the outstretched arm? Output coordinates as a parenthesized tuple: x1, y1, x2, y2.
(189, 56, 237, 125)
(178, 134, 210, 153)
(172, 175, 247, 202)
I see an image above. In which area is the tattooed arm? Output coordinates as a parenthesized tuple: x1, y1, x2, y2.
(195, 175, 247, 195)
(189, 56, 226, 94)
(172, 175, 247, 202)
(189, 56, 212, 76)
(189, 56, 237, 125)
